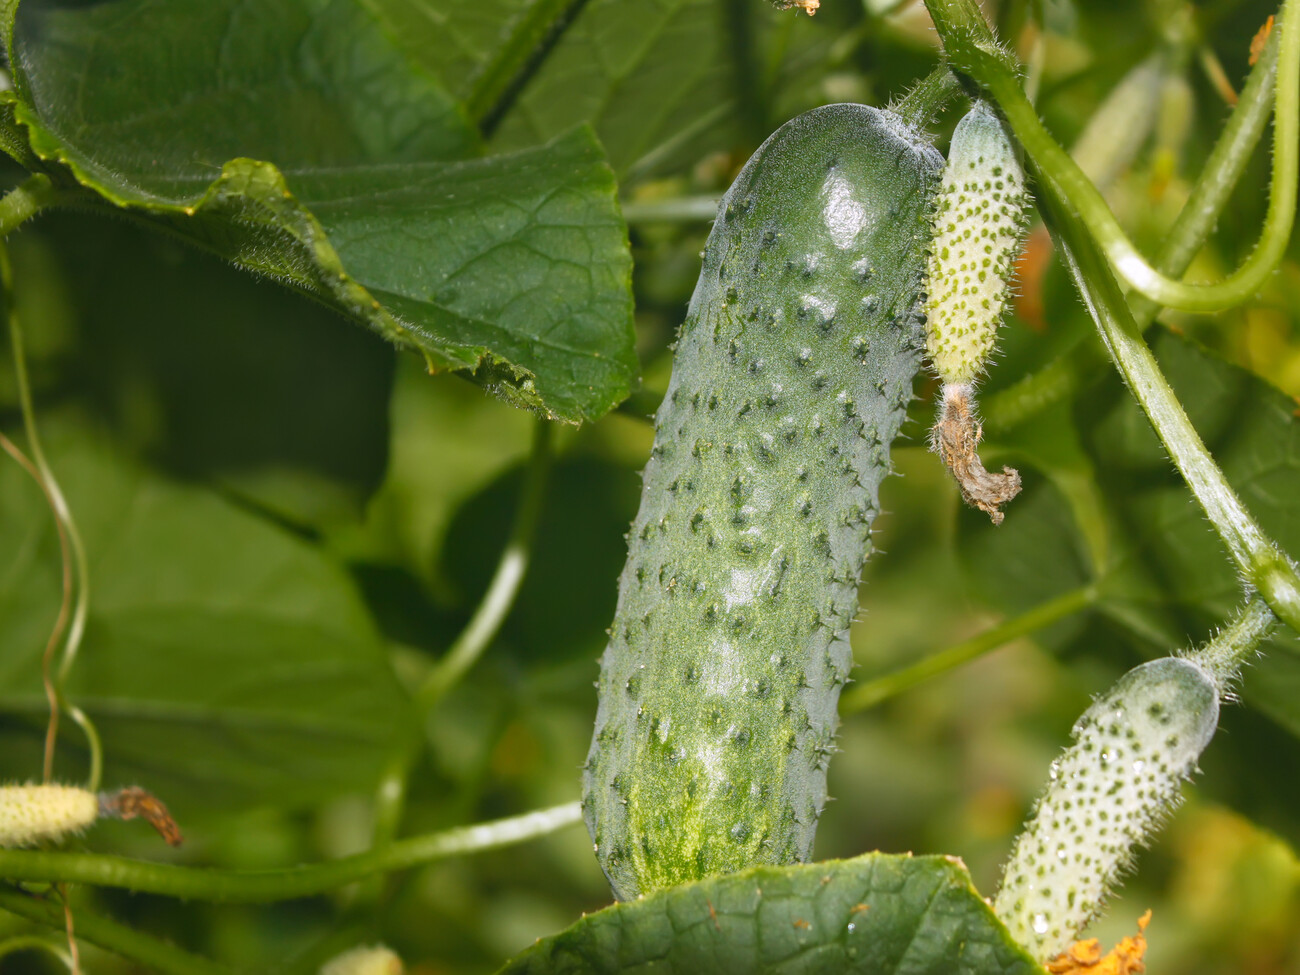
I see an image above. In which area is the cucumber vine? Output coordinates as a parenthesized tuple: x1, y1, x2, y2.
(0, 0, 1297, 972)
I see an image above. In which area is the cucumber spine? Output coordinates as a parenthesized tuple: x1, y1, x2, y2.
(583, 104, 942, 900)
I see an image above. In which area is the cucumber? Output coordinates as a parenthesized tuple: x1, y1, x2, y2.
(925, 101, 1029, 523)
(583, 104, 942, 900)
(993, 657, 1221, 963)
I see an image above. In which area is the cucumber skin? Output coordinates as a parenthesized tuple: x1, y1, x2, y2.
(583, 104, 942, 901)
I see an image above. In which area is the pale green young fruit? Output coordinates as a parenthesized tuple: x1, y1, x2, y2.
(924, 102, 1028, 524)
(0, 782, 99, 848)
(925, 101, 1029, 386)
(993, 657, 1220, 963)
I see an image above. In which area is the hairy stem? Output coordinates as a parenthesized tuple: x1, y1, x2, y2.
(1051, 195, 1300, 631)
(984, 28, 1281, 432)
(0, 802, 582, 903)
(841, 585, 1097, 714)
(927, 0, 1298, 312)
(923, 0, 1300, 631)
(1188, 596, 1278, 688)
(0, 175, 65, 239)
(893, 65, 961, 129)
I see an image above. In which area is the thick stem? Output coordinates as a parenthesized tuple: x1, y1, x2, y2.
(0, 802, 582, 903)
(984, 28, 1281, 432)
(1051, 199, 1300, 632)
(927, 0, 1299, 312)
(841, 585, 1097, 714)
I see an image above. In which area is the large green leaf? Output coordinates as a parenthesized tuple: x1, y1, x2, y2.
(3, 0, 637, 422)
(0, 417, 412, 816)
(497, 853, 1040, 975)
(363, 0, 847, 179)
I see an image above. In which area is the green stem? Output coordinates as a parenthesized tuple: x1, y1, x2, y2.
(892, 65, 961, 129)
(928, 0, 1299, 312)
(1187, 596, 1277, 688)
(467, 0, 592, 136)
(0, 802, 582, 903)
(0, 175, 64, 238)
(417, 418, 553, 711)
(362, 420, 554, 898)
(983, 26, 1281, 433)
(1048, 189, 1300, 632)
(723, 0, 767, 145)
(840, 585, 1098, 714)
(0, 886, 231, 975)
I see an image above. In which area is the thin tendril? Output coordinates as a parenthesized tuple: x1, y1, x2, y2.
(0, 240, 99, 786)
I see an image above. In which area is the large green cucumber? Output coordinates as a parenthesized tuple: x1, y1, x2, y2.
(583, 104, 942, 901)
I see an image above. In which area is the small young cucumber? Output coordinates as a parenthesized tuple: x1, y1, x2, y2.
(993, 657, 1220, 963)
(0, 782, 99, 848)
(583, 104, 942, 900)
(925, 101, 1029, 523)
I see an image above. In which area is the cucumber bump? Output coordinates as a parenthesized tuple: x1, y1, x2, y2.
(583, 104, 942, 900)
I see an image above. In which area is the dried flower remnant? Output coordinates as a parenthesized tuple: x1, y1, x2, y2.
(925, 101, 1029, 523)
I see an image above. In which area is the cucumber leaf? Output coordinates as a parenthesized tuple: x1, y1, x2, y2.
(1, 0, 637, 423)
(497, 853, 1041, 975)
(362, 0, 741, 176)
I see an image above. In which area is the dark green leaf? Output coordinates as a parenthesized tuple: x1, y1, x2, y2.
(365, 0, 739, 176)
(0, 417, 412, 816)
(4, 0, 637, 422)
(497, 853, 1040, 975)
(15, 211, 395, 527)
(7, 0, 478, 195)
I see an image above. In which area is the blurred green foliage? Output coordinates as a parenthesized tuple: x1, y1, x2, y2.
(1, 0, 1300, 972)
